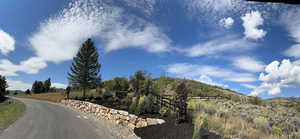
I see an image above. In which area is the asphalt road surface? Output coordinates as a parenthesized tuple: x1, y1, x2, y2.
(0, 98, 118, 139)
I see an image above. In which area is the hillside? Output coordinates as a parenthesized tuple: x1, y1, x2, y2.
(153, 77, 252, 102)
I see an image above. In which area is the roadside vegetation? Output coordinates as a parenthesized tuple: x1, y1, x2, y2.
(5, 38, 300, 139)
(0, 99, 25, 133)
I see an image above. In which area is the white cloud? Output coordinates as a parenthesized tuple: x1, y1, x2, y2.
(197, 75, 229, 88)
(103, 23, 171, 53)
(0, 57, 47, 76)
(219, 17, 234, 29)
(1, 0, 170, 76)
(7, 79, 31, 91)
(167, 63, 257, 83)
(284, 44, 300, 58)
(0, 29, 15, 55)
(29, 0, 170, 63)
(241, 11, 266, 40)
(183, 35, 257, 57)
(241, 83, 256, 89)
(184, 0, 281, 23)
(52, 83, 67, 89)
(232, 56, 265, 72)
(250, 59, 300, 96)
(281, 9, 300, 58)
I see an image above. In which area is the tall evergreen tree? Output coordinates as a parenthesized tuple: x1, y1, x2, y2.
(44, 78, 51, 92)
(0, 75, 8, 98)
(68, 38, 101, 98)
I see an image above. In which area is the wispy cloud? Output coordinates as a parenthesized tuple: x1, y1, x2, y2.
(182, 35, 258, 57)
(7, 79, 31, 91)
(2, 0, 171, 76)
(232, 56, 265, 72)
(281, 8, 300, 58)
(0, 29, 15, 55)
(167, 63, 257, 83)
(0, 57, 47, 76)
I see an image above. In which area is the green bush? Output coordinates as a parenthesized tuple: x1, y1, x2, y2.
(271, 125, 282, 135)
(144, 94, 155, 113)
(192, 116, 209, 139)
(135, 95, 147, 115)
(129, 97, 138, 113)
(102, 90, 113, 99)
(253, 116, 270, 133)
(159, 107, 170, 117)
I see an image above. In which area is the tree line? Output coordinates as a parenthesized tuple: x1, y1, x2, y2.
(31, 78, 51, 94)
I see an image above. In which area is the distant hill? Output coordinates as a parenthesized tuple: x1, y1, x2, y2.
(153, 77, 249, 101)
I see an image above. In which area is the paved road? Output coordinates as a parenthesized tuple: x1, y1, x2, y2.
(0, 98, 117, 139)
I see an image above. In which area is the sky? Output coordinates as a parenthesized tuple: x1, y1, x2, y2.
(0, 0, 300, 98)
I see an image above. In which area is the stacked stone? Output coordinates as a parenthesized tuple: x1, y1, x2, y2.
(61, 100, 165, 130)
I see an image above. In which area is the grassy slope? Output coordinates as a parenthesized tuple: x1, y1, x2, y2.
(0, 100, 26, 133)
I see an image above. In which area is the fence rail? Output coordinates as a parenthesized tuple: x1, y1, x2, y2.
(154, 94, 223, 113)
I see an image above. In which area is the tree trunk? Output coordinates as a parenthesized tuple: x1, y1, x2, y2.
(83, 87, 86, 99)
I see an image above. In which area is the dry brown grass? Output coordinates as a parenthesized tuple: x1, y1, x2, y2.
(14, 93, 65, 103)
(193, 112, 288, 139)
(14, 89, 100, 103)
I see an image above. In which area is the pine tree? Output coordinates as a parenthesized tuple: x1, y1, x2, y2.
(68, 38, 101, 98)
(0, 75, 8, 98)
(44, 78, 51, 92)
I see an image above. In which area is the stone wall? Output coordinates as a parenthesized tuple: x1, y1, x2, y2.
(61, 100, 164, 129)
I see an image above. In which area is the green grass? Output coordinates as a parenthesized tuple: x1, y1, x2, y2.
(0, 101, 25, 133)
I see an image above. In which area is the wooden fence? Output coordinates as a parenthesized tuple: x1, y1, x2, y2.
(154, 94, 223, 113)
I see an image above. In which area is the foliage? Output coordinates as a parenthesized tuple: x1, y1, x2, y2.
(193, 114, 209, 139)
(0, 101, 25, 132)
(101, 90, 113, 99)
(43, 78, 51, 92)
(135, 95, 147, 115)
(68, 38, 101, 98)
(129, 97, 138, 114)
(0, 75, 8, 98)
(129, 71, 150, 94)
(31, 81, 44, 94)
(144, 94, 155, 113)
(25, 89, 31, 95)
(253, 116, 270, 133)
(271, 125, 282, 135)
(159, 107, 170, 117)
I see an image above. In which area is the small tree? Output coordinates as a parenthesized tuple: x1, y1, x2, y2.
(32, 81, 44, 94)
(44, 78, 51, 92)
(68, 38, 101, 98)
(130, 71, 150, 94)
(175, 80, 189, 123)
(0, 75, 8, 98)
(25, 89, 31, 95)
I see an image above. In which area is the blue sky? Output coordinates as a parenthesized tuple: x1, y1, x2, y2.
(0, 0, 300, 98)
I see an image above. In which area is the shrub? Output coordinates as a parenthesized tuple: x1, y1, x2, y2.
(144, 94, 155, 113)
(205, 107, 217, 115)
(271, 125, 282, 135)
(159, 107, 170, 117)
(102, 90, 113, 99)
(192, 115, 209, 139)
(253, 116, 270, 133)
(135, 95, 147, 115)
(129, 97, 138, 113)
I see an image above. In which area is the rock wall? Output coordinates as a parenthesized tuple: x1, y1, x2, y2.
(61, 100, 164, 129)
